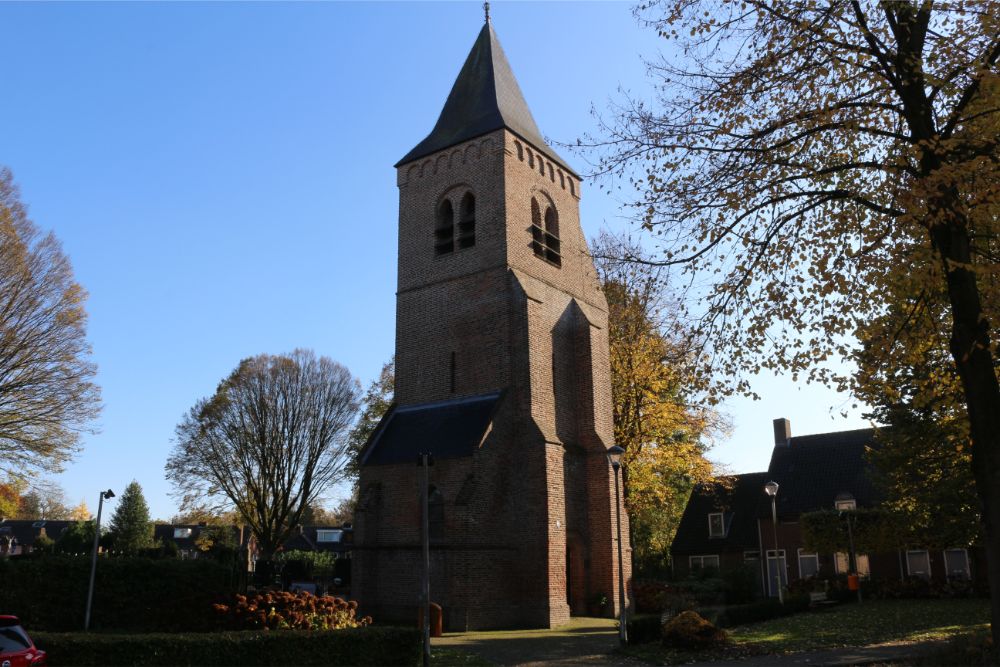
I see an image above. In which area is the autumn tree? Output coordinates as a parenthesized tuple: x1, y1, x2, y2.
(0, 168, 100, 479)
(0, 477, 25, 518)
(166, 350, 361, 558)
(854, 283, 983, 549)
(15, 481, 70, 520)
(593, 234, 717, 570)
(591, 1, 1000, 644)
(345, 358, 394, 479)
(107, 480, 153, 554)
(68, 499, 91, 521)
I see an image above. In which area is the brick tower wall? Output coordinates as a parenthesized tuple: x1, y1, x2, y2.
(352, 129, 631, 630)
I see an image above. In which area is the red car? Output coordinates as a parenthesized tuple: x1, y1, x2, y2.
(0, 616, 46, 667)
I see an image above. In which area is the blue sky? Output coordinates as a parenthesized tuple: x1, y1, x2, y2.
(1, 1, 869, 520)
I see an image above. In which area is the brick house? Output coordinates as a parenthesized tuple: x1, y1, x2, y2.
(351, 16, 631, 630)
(0, 519, 73, 555)
(671, 418, 985, 596)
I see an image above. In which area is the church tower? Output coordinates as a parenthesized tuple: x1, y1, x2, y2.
(352, 16, 631, 630)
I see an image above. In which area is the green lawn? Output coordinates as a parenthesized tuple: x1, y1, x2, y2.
(729, 598, 990, 652)
(626, 598, 990, 665)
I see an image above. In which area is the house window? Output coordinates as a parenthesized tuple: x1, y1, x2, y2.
(458, 192, 476, 249)
(836, 552, 871, 577)
(944, 548, 970, 580)
(530, 197, 561, 267)
(428, 486, 444, 541)
(708, 512, 725, 538)
(435, 199, 454, 255)
(835, 499, 857, 511)
(798, 549, 819, 579)
(743, 550, 760, 562)
(174, 528, 192, 539)
(316, 530, 343, 543)
(689, 555, 720, 571)
(906, 550, 931, 579)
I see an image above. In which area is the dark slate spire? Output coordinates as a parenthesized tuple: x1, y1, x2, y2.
(396, 22, 576, 176)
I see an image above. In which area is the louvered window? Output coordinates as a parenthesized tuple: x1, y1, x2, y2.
(530, 198, 561, 267)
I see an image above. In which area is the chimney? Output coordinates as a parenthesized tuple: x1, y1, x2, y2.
(773, 418, 791, 446)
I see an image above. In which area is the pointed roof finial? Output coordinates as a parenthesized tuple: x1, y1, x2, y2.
(484, 1, 491, 23)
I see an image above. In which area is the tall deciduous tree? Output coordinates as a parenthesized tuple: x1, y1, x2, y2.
(591, 1, 1000, 645)
(166, 350, 361, 558)
(593, 234, 718, 570)
(15, 482, 71, 520)
(108, 480, 153, 554)
(0, 168, 100, 478)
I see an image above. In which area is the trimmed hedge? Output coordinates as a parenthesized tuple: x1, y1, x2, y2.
(0, 554, 233, 632)
(32, 627, 421, 666)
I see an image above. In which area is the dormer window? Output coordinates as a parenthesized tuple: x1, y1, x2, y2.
(316, 529, 343, 543)
(458, 192, 476, 249)
(708, 512, 725, 538)
(174, 528, 193, 539)
(834, 494, 856, 511)
(435, 199, 454, 255)
(530, 197, 561, 267)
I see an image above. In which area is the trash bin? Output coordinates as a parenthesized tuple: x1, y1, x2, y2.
(417, 602, 443, 637)
(847, 574, 859, 591)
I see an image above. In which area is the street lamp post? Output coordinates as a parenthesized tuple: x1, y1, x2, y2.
(84, 488, 114, 631)
(606, 445, 628, 646)
(763, 481, 783, 604)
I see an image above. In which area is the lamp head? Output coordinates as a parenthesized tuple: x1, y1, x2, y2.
(103, 489, 115, 499)
(606, 445, 625, 470)
(764, 481, 779, 497)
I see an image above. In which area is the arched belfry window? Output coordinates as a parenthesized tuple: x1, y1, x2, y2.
(530, 197, 561, 267)
(435, 199, 454, 255)
(458, 192, 476, 249)
(428, 486, 444, 541)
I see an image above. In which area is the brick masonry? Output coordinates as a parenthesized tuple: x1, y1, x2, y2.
(352, 128, 632, 630)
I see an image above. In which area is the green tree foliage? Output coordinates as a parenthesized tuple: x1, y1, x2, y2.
(167, 350, 361, 558)
(853, 279, 984, 549)
(592, 2, 1000, 648)
(345, 358, 394, 479)
(0, 168, 100, 478)
(801, 509, 904, 555)
(108, 480, 153, 555)
(54, 520, 96, 554)
(593, 234, 718, 571)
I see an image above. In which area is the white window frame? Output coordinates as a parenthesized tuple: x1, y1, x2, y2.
(708, 512, 725, 538)
(906, 549, 931, 579)
(797, 548, 820, 579)
(835, 552, 870, 578)
(689, 554, 720, 570)
(943, 548, 971, 580)
(834, 499, 857, 511)
(316, 529, 343, 543)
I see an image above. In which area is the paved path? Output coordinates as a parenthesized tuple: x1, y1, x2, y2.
(433, 617, 629, 666)
(433, 617, 945, 666)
